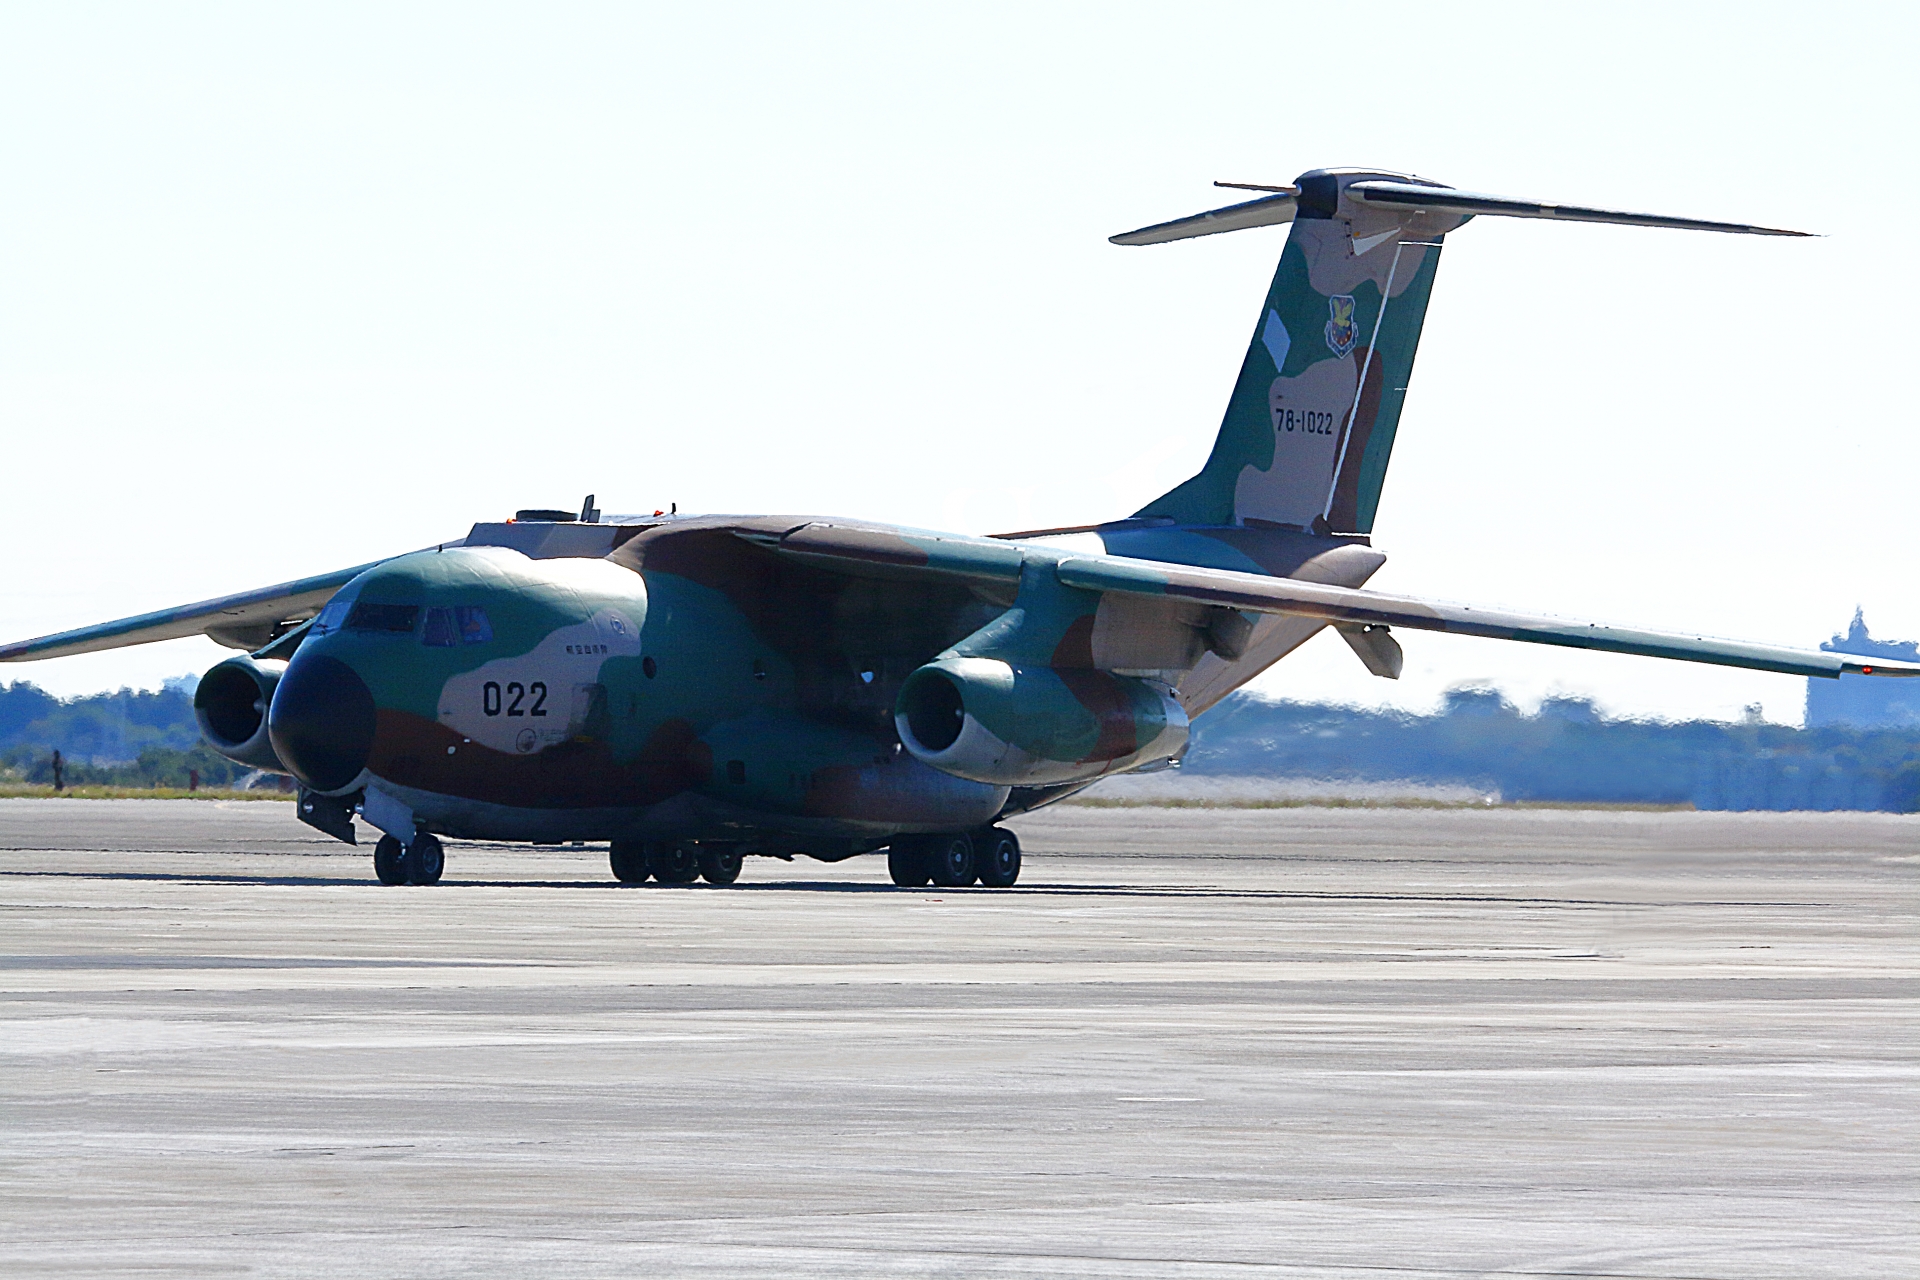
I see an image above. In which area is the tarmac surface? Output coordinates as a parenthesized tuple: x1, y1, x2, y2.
(0, 798, 1914, 1278)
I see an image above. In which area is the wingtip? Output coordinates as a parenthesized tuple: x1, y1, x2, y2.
(1838, 655, 1920, 676)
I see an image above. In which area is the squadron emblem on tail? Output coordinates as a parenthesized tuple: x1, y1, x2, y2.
(1324, 294, 1357, 357)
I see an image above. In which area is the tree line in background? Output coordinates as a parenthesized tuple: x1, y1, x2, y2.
(0, 680, 258, 789)
(1184, 689, 1920, 812)
(7, 678, 1920, 811)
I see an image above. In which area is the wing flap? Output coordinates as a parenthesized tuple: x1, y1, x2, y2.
(1054, 555, 1920, 680)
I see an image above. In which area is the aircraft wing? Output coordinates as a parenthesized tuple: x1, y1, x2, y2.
(0, 559, 391, 662)
(1054, 554, 1920, 680)
(740, 521, 1917, 680)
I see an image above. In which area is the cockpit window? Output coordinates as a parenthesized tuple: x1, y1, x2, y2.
(345, 602, 420, 634)
(310, 597, 351, 636)
(415, 605, 492, 647)
(421, 607, 458, 647)
(455, 606, 493, 644)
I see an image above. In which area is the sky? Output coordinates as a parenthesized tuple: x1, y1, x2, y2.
(2, 2, 1916, 724)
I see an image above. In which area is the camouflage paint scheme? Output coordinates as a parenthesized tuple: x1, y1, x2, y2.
(2, 167, 1908, 865)
(295, 515, 1215, 849)
(1135, 170, 1465, 536)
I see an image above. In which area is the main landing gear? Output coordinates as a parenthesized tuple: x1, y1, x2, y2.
(887, 827, 1020, 889)
(609, 840, 743, 886)
(373, 831, 444, 886)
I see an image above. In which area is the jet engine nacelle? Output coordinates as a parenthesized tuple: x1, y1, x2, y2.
(194, 654, 289, 773)
(895, 656, 1188, 787)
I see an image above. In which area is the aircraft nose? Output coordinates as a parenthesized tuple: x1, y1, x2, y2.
(268, 652, 377, 793)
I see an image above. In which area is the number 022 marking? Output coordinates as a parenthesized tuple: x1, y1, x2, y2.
(482, 681, 547, 717)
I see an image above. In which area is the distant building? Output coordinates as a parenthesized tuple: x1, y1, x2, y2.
(1805, 610, 1920, 728)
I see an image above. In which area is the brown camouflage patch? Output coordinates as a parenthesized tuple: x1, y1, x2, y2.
(370, 709, 712, 810)
(1055, 668, 1142, 762)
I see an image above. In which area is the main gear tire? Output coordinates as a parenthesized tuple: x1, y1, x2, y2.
(697, 847, 742, 884)
(404, 832, 444, 886)
(609, 841, 650, 883)
(926, 832, 978, 888)
(888, 839, 932, 887)
(976, 827, 1021, 888)
(373, 834, 407, 885)
(647, 842, 700, 885)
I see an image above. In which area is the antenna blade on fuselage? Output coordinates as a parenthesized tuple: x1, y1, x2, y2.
(1346, 180, 1812, 237)
(1109, 191, 1298, 246)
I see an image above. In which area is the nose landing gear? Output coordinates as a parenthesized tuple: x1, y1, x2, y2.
(373, 831, 445, 886)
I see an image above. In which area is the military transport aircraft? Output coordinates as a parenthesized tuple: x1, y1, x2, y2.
(6, 167, 1914, 889)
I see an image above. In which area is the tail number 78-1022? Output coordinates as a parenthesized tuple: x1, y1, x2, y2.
(482, 681, 548, 717)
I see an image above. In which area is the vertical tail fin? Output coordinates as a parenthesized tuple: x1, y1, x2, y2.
(1115, 168, 1807, 537)
(1129, 169, 1463, 535)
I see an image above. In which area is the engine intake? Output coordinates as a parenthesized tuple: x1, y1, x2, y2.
(895, 657, 1188, 786)
(194, 655, 289, 773)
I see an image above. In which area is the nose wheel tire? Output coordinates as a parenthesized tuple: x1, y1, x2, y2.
(609, 841, 650, 883)
(373, 834, 407, 885)
(977, 827, 1021, 887)
(647, 842, 701, 885)
(697, 847, 742, 884)
(375, 832, 444, 885)
(404, 832, 444, 885)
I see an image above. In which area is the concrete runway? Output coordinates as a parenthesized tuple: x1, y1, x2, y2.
(0, 799, 1914, 1278)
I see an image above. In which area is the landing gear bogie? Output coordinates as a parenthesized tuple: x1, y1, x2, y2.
(887, 827, 1019, 888)
(612, 840, 744, 886)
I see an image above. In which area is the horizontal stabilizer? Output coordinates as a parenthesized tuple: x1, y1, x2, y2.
(1110, 191, 1299, 245)
(1111, 170, 1811, 246)
(1346, 180, 1811, 237)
